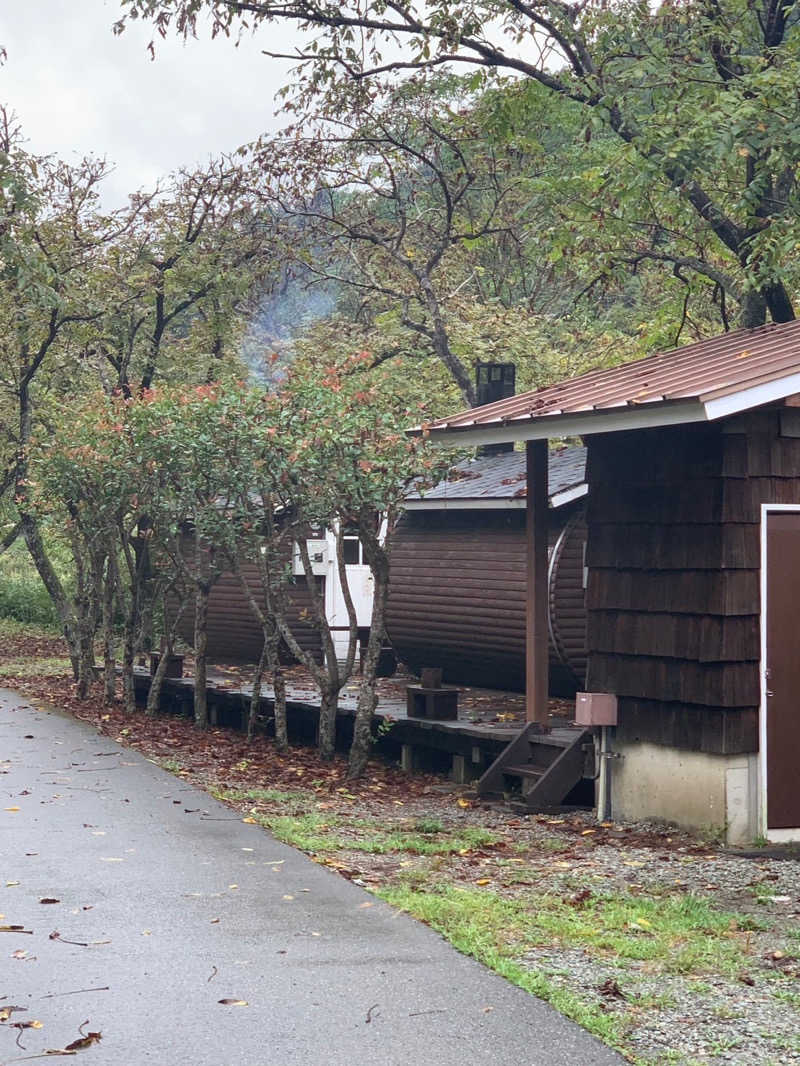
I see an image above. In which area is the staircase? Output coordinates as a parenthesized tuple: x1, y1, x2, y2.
(477, 721, 594, 809)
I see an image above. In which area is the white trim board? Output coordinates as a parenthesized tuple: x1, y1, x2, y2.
(421, 401, 707, 446)
(759, 503, 800, 842)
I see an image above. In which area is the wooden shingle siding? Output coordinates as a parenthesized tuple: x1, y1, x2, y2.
(588, 611, 759, 662)
(386, 506, 587, 694)
(585, 413, 800, 754)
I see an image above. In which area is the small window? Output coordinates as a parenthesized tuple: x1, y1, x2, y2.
(343, 537, 361, 565)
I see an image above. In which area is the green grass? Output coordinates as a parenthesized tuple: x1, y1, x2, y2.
(218, 787, 311, 806)
(252, 811, 499, 855)
(0, 655, 72, 678)
(214, 790, 501, 857)
(379, 881, 756, 979)
(0, 616, 61, 639)
(376, 883, 626, 1047)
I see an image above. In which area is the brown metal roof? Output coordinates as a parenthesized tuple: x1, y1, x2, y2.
(420, 320, 800, 444)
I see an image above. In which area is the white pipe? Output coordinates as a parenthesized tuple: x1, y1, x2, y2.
(597, 725, 610, 822)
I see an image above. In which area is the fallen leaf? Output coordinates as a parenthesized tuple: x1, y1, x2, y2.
(282, 895, 294, 901)
(62, 1031, 102, 1052)
(456, 798, 471, 809)
(210, 917, 220, 924)
(218, 999, 248, 1006)
(0, 925, 32, 934)
(475, 878, 491, 886)
(242, 817, 257, 824)
(39, 898, 61, 905)
(5, 806, 20, 812)
(598, 978, 626, 1000)
(0, 1006, 27, 1022)
(358, 902, 373, 909)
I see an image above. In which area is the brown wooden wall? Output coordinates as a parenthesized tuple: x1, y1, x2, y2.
(385, 506, 587, 693)
(174, 559, 323, 663)
(585, 411, 800, 755)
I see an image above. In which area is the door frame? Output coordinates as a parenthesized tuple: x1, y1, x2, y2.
(759, 503, 800, 842)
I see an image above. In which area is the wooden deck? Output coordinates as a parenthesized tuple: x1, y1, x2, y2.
(132, 666, 580, 784)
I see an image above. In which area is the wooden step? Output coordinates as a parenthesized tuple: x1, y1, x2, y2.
(478, 722, 593, 808)
(504, 764, 545, 778)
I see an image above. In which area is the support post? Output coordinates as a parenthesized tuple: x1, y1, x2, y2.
(526, 440, 549, 727)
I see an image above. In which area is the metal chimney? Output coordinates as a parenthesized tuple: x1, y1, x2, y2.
(476, 362, 515, 456)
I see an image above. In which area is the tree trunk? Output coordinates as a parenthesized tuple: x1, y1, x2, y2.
(764, 281, 795, 324)
(194, 581, 210, 729)
(102, 553, 117, 705)
(75, 619, 95, 700)
(121, 614, 137, 714)
(147, 590, 187, 716)
(248, 638, 270, 741)
(318, 685, 339, 761)
(348, 539, 389, 779)
(273, 661, 288, 752)
(146, 645, 172, 716)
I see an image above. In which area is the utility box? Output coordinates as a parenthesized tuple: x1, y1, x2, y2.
(292, 539, 329, 576)
(575, 691, 618, 727)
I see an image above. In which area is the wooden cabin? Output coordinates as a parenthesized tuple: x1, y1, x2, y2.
(386, 446, 588, 694)
(170, 528, 324, 664)
(420, 319, 800, 845)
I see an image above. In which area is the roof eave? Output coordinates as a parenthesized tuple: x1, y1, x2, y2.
(702, 370, 800, 420)
(403, 484, 587, 511)
(417, 399, 709, 446)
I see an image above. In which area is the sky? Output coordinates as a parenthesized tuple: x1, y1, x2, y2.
(0, 0, 300, 207)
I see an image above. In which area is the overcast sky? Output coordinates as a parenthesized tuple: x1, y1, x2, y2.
(0, 0, 300, 207)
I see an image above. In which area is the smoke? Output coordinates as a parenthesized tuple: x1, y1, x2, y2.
(241, 270, 338, 384)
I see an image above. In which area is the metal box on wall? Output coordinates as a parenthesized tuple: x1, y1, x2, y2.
(575, 691, 618, 726)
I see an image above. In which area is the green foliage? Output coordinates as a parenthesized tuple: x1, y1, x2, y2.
(121, 0, 800, 329)
(0, 538, 68, 628)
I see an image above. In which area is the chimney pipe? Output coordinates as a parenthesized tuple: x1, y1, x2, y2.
(476, 362, 515, 457)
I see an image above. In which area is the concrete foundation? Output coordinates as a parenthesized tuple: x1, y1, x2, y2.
(611, 739, 759, 845)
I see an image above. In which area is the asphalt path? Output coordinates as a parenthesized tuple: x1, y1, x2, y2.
(0, 687, 624, 1065)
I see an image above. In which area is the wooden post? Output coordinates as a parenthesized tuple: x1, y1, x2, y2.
(526, 440, 549, 727)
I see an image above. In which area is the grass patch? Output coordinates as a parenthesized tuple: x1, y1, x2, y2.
(214, 792, 501, 857)
(0, 655, 72, 678)
(376, 883, 625, 1047)
(217, 786, 311, 806)
(378, 881, 755, 982)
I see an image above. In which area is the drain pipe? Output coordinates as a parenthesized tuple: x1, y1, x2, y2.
(597, 726, 611, 822)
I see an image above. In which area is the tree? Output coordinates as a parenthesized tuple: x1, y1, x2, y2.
(275, 349, 452, 770)
(119, 0, 800, 327)
(0, 109, 142, 675)
(254, 75, 539, 406)
(93, 158, 279, 395)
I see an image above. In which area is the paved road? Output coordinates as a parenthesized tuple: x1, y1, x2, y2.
(0, 687, 624, 1065)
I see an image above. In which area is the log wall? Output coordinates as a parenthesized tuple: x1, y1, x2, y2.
(385, 505, 587, 693)
(174, 559, 323, 664)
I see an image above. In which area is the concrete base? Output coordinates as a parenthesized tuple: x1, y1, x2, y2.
(611, 739, 759, 845)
